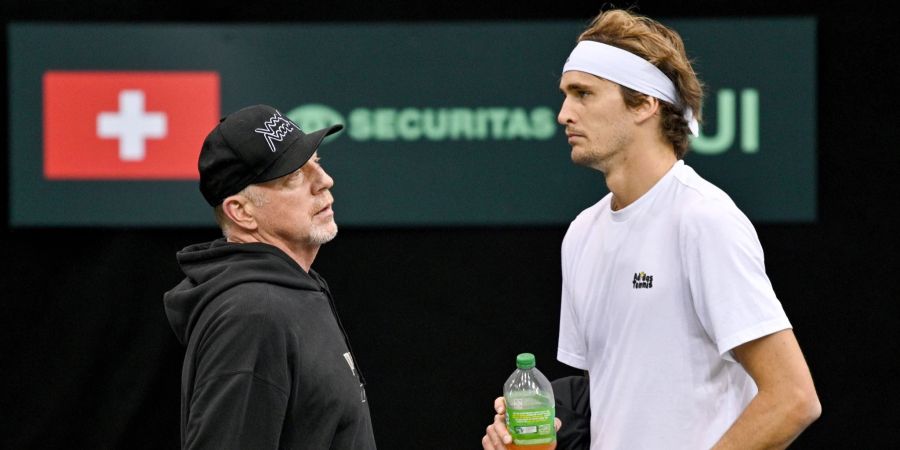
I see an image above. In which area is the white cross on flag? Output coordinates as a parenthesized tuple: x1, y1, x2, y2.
(97, 90, 168, 161)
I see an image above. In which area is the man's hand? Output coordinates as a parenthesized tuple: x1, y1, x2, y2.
(482, 396, 562, 450)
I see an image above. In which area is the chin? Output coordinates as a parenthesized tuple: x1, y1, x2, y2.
(309, 224, 338, 245)
(571, 150, 594, 167)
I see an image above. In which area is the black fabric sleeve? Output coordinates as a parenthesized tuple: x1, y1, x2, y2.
(185, 290, 294, 450)
(185, 372, 288, 449)
(553, 375, 591, 450)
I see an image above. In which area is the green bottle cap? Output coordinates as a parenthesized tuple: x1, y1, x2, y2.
(516, 353, 536, 369)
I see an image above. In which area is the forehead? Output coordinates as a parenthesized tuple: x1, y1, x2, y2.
(559, 70, 615, 89)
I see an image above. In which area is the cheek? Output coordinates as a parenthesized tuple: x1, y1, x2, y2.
(589, 111, 618, 134)
(275, 198, 313, 224)
(286, 192, 315, 214)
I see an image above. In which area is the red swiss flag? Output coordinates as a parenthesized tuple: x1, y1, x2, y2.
(43, 71, 220, 179)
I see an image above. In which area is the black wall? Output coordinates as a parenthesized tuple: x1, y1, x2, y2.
(2, 1, 898, 448)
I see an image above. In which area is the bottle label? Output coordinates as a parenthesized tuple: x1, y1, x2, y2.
(506, 395, 555, 445)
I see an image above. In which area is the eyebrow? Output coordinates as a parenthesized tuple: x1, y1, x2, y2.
(283, 167, 304, 183)
(288, 155, 319, 181)
(560, 82, 592, 93)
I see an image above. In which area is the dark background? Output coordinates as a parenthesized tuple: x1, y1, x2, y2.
(2, 0, 898, 449)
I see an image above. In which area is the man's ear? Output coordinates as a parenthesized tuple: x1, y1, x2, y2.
(221, 194, 258, 232)
(633, 95, 661, 126)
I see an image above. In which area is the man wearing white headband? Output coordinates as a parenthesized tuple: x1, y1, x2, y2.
(484, 9, 819, 450)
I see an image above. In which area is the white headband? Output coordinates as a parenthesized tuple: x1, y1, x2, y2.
(563, 41, 699, 136)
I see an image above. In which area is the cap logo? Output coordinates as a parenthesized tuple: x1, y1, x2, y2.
(254, 110, 297, 152)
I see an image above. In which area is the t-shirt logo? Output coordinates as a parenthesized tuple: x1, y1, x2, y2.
(43, 71, 220, 179)
(633, 271, 654, 289)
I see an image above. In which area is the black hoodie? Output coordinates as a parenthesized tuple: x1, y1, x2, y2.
(164, 239, 375, 450)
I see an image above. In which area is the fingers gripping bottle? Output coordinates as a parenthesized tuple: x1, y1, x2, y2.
(504, 353, 556, 450)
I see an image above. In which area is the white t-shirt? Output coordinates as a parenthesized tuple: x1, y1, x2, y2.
(557, 161, 791, 450)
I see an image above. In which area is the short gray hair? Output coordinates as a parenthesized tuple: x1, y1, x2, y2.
(213, 184, 270, 238)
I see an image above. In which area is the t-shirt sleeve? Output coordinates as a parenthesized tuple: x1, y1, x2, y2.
(682, 199, 792, 362)
(558, 230, 588, 370)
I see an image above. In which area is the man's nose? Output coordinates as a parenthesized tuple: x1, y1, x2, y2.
(558, 97, 574, 125)
(316, 166, 334, 191)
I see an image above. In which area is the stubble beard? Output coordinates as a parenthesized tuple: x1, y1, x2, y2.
(308, 217, 338, 245)
(307, 194, 338, 245)
(571, 130, 629, 173)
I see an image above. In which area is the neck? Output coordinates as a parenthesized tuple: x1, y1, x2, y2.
(604, 139, 677, 211)
(227, 233, 319, 272)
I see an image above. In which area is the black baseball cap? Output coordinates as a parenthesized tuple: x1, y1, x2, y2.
(198, 104, 343, 206)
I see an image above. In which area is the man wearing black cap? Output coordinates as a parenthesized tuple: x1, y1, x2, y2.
(164, 105, 376, 449)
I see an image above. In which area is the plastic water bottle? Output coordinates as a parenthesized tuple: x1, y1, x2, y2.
(503, 353, 556, 449)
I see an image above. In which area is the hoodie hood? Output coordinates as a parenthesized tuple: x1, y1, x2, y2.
(163, 238, 322, 345)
